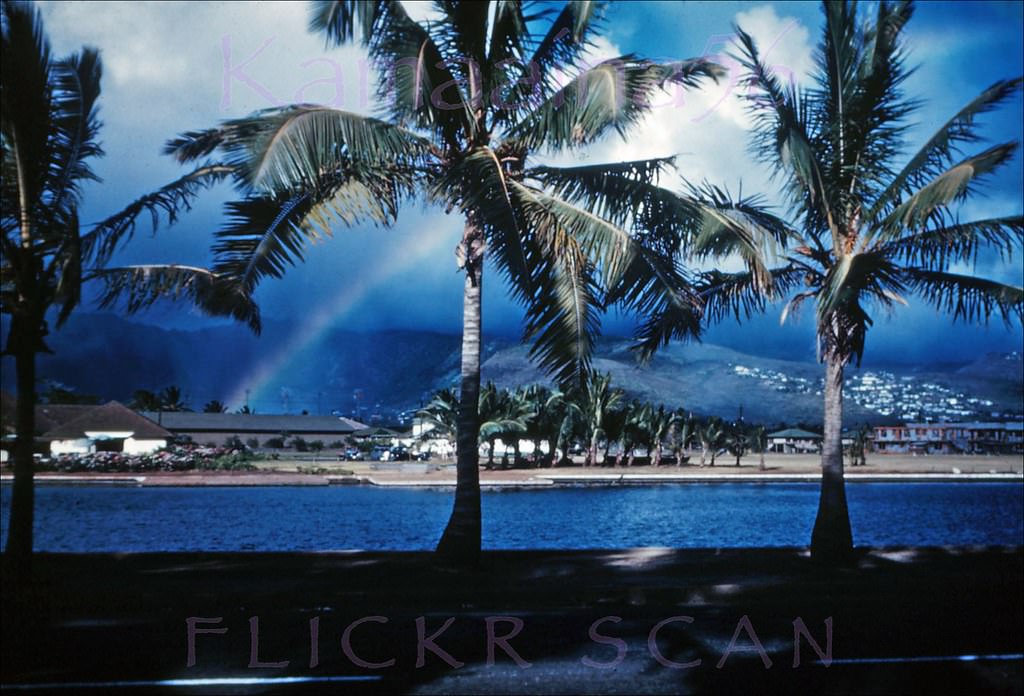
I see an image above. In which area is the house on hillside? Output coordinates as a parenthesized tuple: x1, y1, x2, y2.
(766, 428, 822, 454)
(44, 401, 171, 455)
(139, 411, 366, 447)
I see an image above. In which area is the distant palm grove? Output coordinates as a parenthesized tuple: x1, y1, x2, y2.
(3, 0, 1022, 579)
(416, 375, 778, 470)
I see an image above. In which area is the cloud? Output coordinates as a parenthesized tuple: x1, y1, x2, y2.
(543, 5, 815, 205)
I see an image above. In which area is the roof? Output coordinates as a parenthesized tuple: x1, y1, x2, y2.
(767, 428, 822, 439)
(35, 404, 96, 432)
(3, 393, 98, 434)
(44, 402, 171, 440)
(892, 422, 1023, 431)
(139, 411, 366, 434)
(354, 426, 401, 438)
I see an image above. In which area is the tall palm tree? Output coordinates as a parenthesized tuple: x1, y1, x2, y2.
(166, 1, 729, 561)
(0, 0, 254, 577)
(711, 0, 1023, 560)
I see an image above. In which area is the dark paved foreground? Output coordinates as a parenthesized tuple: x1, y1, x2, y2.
(2, 547, 1022, 694)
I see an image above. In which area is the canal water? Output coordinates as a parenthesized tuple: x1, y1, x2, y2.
(1, 482, 1021, 551)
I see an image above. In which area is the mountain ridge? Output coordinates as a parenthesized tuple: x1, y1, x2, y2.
(1, 313, 1019, 426)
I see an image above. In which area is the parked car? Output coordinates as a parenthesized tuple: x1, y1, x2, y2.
(341, 447, 364, 461)
(389, 446, 411, 461)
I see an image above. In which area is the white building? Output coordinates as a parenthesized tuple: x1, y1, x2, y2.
(45, 402, 171, 455)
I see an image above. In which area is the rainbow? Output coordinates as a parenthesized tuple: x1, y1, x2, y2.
(226, 220, 455, 412)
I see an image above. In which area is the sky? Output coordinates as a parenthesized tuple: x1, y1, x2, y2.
(36, 0, 1024, 365)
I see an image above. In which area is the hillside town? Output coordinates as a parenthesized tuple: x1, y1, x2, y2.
(731, 362, 1016, 421)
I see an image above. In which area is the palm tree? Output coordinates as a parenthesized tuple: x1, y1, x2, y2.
(0, 0, 254, 577)
(159, 385, 189, 412)
(576, 372, 623, 467)
(203, 400, 228, 413)
(520, 385, 575, 467)
(725, 421, 749, 467)
(713, 1, 1023, 560)
(416, 387, 459, 440)
(750, 425, 768, 471)
(616, 400, 648, 467)
(478, 384, 529, 469)
(847, 424, 870, 467)
(646, 404, 674, 467)
(698, 417, 724, 467)
(601, 405, 626, 466)
(669, 409, 695, 466)
(130, 389, 163, 412)
(163, 1, 727, 561)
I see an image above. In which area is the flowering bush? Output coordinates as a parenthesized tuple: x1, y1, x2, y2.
(43, 446, 256, 473)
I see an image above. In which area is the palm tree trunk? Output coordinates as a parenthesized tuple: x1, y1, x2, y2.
(5, 318, 37, 580)
(810, 353, 854, 562)
(759, 450, 765, 471)
(437, 223, 483, 563)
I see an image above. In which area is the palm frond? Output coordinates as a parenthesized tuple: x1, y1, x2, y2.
(311, 1, 473, 144)
(51, 208, 81, 327)
(94, 264, 261, 332)
(45, 47, 104, 218)
(829, 1, 917, 208)
(521, 234, 602, 387)
(212, 193, 311, 292)
(527, 157, 674, 228)
(901, 268, 1023, 326)
(877, 215, 1024, 269)
(207, 106, 432, 195)
(509, 56, 723, 151)
(509, 179, 632, 287)
(868, 77, 1023, 222)
(698, 265, 805, 326)
(308, 0, 382, 45)
(873, 142, 1019, 241)
(81, 163, 234, 266)
(687, 180, 798, 292)
(492, 0, 606, 124)
(1, 0, 55, 231)
(817, 251, 905, 324)
(733, 27, 834, 243)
